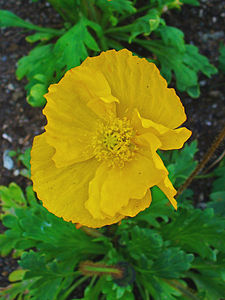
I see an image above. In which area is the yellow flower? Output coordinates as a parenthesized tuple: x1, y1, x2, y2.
(31, 49, 191, 228)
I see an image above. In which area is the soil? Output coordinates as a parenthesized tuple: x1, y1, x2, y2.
(0, 0, 225, 296)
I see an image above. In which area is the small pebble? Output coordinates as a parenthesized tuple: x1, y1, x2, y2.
(2, 133, 12, 143)
(200, 80, 207, 86)
(3, 150, 14, 170)
(7, 83, 15, 91)
(18, 137, 24, 145)
(199, 9, 203, 18)
(1, 55, 7, 62)
(205, 120, 212, 126)
(209, 90, 220, 98)
(197, 203, 207, 209)
(13, 169, 20, 176)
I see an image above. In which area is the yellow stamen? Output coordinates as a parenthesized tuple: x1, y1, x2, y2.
(93, 117, 137, 167)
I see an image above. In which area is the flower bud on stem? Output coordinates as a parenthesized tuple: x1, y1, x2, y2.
(79, 261, 123, 279)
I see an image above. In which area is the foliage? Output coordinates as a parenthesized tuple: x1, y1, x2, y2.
(1, 142, 225, 299)
(0, 0, 217, 106)
(219, 43, 225, 74)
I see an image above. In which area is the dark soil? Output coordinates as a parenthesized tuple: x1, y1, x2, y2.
(0, 0, 225, 295)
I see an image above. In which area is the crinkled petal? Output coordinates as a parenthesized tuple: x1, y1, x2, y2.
(86, 148, 166, 218)
(82, 49, 186, 129)
(31, 133, 123, 228)
(135, 131, 177, 209)
(157, 177, 177, 210)
(119, 189, 152, 217)
(44, 66, 118, 168)
(132, 109, 192, 150)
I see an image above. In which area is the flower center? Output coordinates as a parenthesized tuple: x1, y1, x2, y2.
(93, 117, 137, 167)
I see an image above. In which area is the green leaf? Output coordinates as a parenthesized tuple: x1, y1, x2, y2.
(0, 182, 27, 215)
(211, 157, 225, 192)
(151, 248, 193, 278)
(160, 208, 225, 259)
(45, 0, 81, 23)
(208, 192, 225, 217)
(16, 17, 100, 107)
(0, 9, 63, 35)
(0, 9, 41, 29)
(0, 278, 33, 300)
(181, 0, 200, 5)
(26, 32, 55, 43)
(8, 269, 26, 282)
(140, 276, 185, 300)
(129, 9, 163, 42)
(219, 43, 225, 73)
(208, 157, 225, 216)
(137, 39, 217, 97)
(157, 25, 185, 52)
(19, 251, 65, 300)
(17, 148, 31, 178)
(102, 278, 134, 300)
(54, 18, 100, 71)
(118, 225, 163, 262)
(134, 187, 173, 228)
(189, 256, 225, 300)
(16, 44, 54, 80)
(27, 83, 47, 107)
(183, 44, 217, 78)
(96, 0, 136, 15)
(160, 140, 198, 187)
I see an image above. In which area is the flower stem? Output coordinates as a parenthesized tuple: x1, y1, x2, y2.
(176, 123, 225, 197)
(60, 276, 89, 300)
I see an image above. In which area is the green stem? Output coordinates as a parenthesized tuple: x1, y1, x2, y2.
(105, 23, 134, 34)
(194, 173, 215, 179)
(118, 4, 152, 23)
(87, 0, 98, 23)
(164, 279, 199, 300)
(145, 288, 150, 300)
(23, 23, 64, 35)
(47, 0, 78, 23)
(61, 276, 89, 300)
(81, 227, 103, 238)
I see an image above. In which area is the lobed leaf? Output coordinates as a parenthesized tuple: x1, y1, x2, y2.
(16, 17, 101, 107)
(136, 39, 217, 97)
(160, 208, 225, 259)
(129, 9, 164, 42)
(96, 0, 136, 15)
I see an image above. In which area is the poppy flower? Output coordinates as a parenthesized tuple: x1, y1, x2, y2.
(31, 49, 191, 228)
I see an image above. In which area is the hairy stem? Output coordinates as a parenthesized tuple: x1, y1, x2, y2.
(177, 124, 225, 197)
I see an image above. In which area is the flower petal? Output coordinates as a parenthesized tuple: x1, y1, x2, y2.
(135, 131, 177, 209)
(44, 66, 118, 167)
(119, 189, 152, 217)
(132, 109, 192, 150)
(86, 150, 165, 218)
(31, 133, 123, 228)
(82, 49, 187, 129)
(157, 177, 177, 210)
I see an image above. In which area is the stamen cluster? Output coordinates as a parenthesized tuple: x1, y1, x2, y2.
(93, 117, 137, 167)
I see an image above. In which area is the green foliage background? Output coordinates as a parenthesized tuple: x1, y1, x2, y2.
(0, 0, 217, 106)
(1, 143, 225, 299)
(0, 1, 225, 299)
